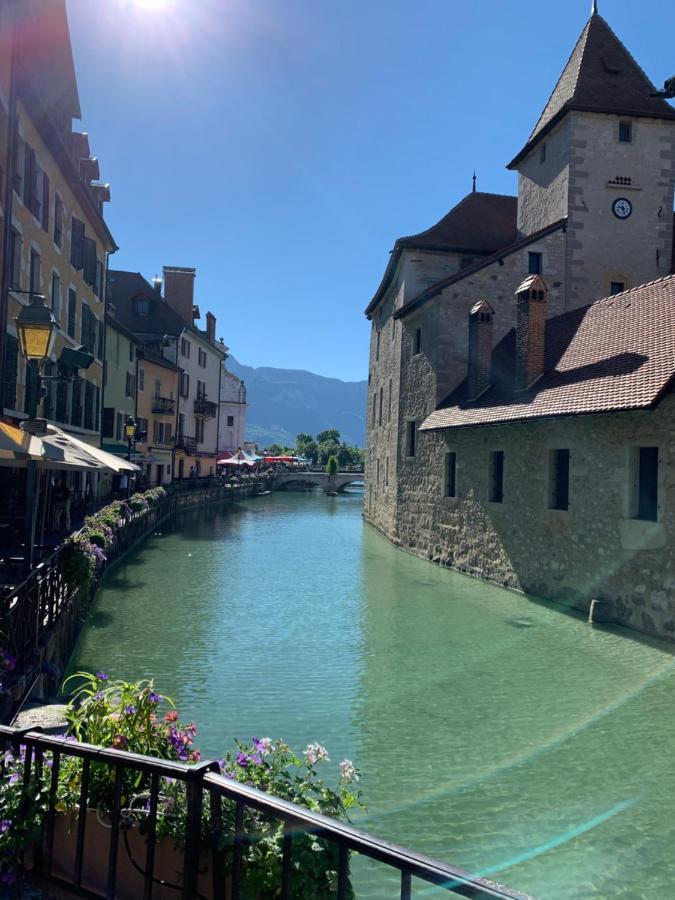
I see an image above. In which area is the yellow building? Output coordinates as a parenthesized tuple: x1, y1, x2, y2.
(0, 1, 117, 471)
(134, 351, 180, 488)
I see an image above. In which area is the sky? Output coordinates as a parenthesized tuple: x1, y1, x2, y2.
(65, 0, 674, 381)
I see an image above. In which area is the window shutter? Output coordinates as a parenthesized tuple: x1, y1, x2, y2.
(70, 217, 85, 269)
(4, 334, 18, 409)
(23, 144, 35, 209)
(97, 321, 104, 360)
(102, 407, 114, 438)
(83, 237, 96, 285)
(67, 289, 76, 338)
(42, 172, 50, 230)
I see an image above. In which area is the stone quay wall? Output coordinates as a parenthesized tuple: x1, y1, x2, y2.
(2, 480, 267, 723)
(368, 396, 675, 642)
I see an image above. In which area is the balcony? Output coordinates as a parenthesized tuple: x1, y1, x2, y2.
(152, 395, 176, 415)
(194, 396, 217, 419)
(175, 434, 197, 454)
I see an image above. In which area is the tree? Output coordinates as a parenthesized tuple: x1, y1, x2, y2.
(326, 455, 338, 476)
(316, 429, 340, 445)
(296, 433, 318, 463)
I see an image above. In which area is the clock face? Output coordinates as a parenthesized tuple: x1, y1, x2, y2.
(612, 197, 632, 219)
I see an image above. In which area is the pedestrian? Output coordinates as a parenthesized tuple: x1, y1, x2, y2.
(52, 479, 71, 532)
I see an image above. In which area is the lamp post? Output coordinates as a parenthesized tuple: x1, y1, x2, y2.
(124, 416, 136, 497)
(14, 293, 58, 575)
(14, 293, 58, 419)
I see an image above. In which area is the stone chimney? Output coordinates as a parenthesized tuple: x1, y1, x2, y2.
(515, 275, 548, 391)
(467, 299, 494, 400)
(162, 266, 196, 326)
(206, 311, 216, 344)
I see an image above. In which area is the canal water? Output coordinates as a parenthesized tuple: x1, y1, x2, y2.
(69, 491, 675, 898)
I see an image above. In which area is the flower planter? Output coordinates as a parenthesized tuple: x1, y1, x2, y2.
(46, 811, 219, 899)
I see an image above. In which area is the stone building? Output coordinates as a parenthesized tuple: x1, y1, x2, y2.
(364, 9, 675, 638)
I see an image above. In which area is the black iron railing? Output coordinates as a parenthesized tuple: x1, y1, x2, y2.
(151, 395, 176, 415)
(0, 727, 527, 900)
(175, 434, 197, 454)
(194, 396, 217, 419)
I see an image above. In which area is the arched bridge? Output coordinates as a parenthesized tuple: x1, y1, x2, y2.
(271, 471, 364, 493)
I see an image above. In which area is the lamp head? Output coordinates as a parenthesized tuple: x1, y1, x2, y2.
(14, 294, 57, 361)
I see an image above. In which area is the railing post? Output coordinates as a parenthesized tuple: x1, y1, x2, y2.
(182, 761, 220, 900)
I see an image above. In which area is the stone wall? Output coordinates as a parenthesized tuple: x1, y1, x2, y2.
(389, 396, 675, 641)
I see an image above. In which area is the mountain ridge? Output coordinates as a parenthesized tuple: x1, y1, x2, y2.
(227, 358, 367, 448)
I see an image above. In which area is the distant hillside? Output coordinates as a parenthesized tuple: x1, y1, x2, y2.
(227, 358, 367, 448)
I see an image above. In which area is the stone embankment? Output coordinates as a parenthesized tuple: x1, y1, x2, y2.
(1, 479, 270, 724)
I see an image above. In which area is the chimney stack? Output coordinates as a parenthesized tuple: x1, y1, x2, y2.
(515, 275, 548, 391)
(162, 266, 196, 326)
(206, 311, 216, 344)
(467, 299, 494, 400)
(152, 276, 162, 295)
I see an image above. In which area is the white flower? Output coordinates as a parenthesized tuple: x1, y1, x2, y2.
(339, 759, 358, 783)
(305, 743, 330, 765)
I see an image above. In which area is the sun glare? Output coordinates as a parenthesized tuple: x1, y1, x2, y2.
(134, 0, 172, 10)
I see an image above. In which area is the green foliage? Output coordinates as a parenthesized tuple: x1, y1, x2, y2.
(316, 429, 340, 444)
(266, 443, 294, 456)
(296, 433, 318, 463)
(326, 455, 339, 476)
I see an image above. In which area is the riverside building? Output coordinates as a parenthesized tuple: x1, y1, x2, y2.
(0, 0, 116, 497)
(364, 9, 675, 639)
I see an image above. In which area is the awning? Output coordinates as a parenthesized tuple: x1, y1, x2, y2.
(217, 456, 255, 466)
(0, 422, 44, 467)
(42, 426, 140, 473)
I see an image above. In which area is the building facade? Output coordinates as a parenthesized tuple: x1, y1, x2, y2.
(218, 363, 247, 455)
(162, 266, 225, 478)
(364, 11, 675, 639)
(0, 0, 116, 466)
(135, 350, 179, 487)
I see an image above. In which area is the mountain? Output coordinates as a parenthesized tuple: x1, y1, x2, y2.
(227, 358, 367, 448)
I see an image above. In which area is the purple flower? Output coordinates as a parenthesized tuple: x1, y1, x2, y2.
(252, 737, 273, 756)
(149, 692, 162, 704)
(0, 820, 12, 833)
(123, 705, 136, 715)
(93, 691, 105, 701)
(236, 752, 250, 768)
(96, 671, 109, 681)
(8, 773, 20, 785)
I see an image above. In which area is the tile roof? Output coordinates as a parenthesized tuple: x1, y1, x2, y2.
(107, 270, 185, 338)
(365, 192, 517, 316)
(509, 14, 675, 168)
(397, 192, 518, 255)
(421, 274, 675, 432)
(394, 218, 567, 320)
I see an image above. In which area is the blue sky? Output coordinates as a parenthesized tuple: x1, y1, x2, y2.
(65, 0, 673, 381)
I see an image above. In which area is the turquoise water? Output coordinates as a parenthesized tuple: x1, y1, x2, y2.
(68, 491, 675, 898)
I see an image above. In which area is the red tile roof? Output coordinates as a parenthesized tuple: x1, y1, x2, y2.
(509, 15, 675, 168)
(421, 275, 675, 432)
(365, 192, 517, 316)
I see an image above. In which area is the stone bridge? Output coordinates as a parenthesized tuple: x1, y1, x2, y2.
(271, 471, 364, 494)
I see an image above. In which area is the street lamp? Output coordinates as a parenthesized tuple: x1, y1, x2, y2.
(14, 293, 57, 576)
(14, 293, 58, 419)
(125, 416, 137, 461)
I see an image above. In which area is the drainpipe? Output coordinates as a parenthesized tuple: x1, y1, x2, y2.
(0, 0, 19, 417)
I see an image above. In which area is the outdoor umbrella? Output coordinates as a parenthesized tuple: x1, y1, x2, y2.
(41, 426, 140, 473)
(0, 422, 45, 467)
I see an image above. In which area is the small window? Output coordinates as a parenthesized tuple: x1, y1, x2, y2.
(378, 387, 383, 426)
(445, 452, 457, 498)
(549, 449, 570, 511)
(129, 343, 134, 362)
(227, 415, 234, 427)
(51, 271, 60, 319)
(388, 378, 392, 422)
(67, 289, 76, 338)
(413, 328, 421, 356)
(528, 252, 542, 275)
(489, 451, 504, 503)
(406, 420, 416, 458)
(10, 229, 22, 289)
(630, 446, 658, 522)
(385, 456, 389, 487)
(139, 368, 145, 391)
(134, 298, 149, 316)
(540, 142, 547, 163)
(610, 281, 625, 295)
(376, 329, 380, 361)
(618, 122, 632, 143)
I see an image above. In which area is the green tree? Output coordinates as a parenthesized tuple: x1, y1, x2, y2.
(296, 433, 318, 463)
(316, 429, 340, 445)
(326, 455, 338, 476)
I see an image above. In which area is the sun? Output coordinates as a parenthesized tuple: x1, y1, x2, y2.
(133, 0, 172, 9)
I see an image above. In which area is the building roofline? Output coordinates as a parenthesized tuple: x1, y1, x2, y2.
(394, 218, 567, 320)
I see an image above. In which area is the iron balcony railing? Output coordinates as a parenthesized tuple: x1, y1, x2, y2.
(151, 395, 176, 415)
(0, 727, 528, 900)
(175, 434, 197, 454)
(194, 396, 217, 419)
